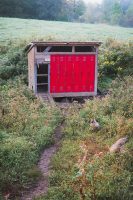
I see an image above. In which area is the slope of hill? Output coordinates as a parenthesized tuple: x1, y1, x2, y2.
(0, 17, 133, 44)
(0, 17, 133, 200)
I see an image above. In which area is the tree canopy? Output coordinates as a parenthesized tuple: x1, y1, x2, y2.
(0, 0, 132, 27)
(80, 0, 133, 27)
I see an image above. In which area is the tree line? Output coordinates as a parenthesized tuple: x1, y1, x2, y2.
(82, 0, 133, 27)
(0, 0, 133, 27)
(0, 0, 85, 21)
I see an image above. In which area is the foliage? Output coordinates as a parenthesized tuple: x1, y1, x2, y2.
(0, 0, 37, 18)
(0, 0, 85, 22)
(0, 0, 133, 27)
(0, 17, 133, 199)
(0, 42, 27, 83)
(82, 0, 133, 27)
(37, 77, 133, 200)
(98, 39, 133, 90)
(0, 80, 61, 196)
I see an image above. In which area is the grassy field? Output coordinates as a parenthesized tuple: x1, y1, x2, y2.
(0, 17, 133, 199)
(0, 17, 133, 44)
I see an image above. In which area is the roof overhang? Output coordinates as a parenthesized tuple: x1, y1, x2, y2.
(26, 41, 102, 53)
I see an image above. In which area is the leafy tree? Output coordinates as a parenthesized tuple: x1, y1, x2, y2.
(120, 0, 131, 13)
(0, 0, 133, 27)
(102, 0, 115, 22)
(36, 0, 64, 20)
(101, 0, 133, 26)
(126, 2, 133, 25)
(59, 0, 86, 22)
(0, 0, 37, 18)
(111, 1, 122, 24)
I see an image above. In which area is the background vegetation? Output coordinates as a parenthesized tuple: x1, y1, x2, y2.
(82, 0, 133, 27)
(0, 0, 133, 27)
(0, 15, 133, 199)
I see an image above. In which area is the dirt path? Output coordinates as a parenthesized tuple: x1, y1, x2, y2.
(21, 126, 63, 200)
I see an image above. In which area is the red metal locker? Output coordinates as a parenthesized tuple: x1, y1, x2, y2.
(50, 54, 96, 93)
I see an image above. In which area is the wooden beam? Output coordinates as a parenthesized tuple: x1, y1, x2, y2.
(43, 46, 52, 53)
(50, 92, 96, 97)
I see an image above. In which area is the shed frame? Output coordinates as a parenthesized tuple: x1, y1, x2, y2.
(27, 42, 101, 98)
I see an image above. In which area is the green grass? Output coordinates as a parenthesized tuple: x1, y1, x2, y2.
(36, 76, 133, 200)
(0, 17, 133, 200)
(0, 80, 62, 198)
(0, 17, 133, 44)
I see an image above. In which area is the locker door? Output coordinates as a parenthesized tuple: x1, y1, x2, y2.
(56, 56, 60, 93)
(65, 55, 73, 92)
(77, 55, 82, 92)
(86, 55, 95, 92)
(58, 56, 65, 93)
(81, 55, 87, 92)
(73, 55, 80, 92)
(50, 55, 56, 93)
(50, 55, 61, 93)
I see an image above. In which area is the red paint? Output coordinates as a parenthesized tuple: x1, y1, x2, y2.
(50, 55, 95, 93)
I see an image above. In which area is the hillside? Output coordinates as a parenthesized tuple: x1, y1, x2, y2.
(0, 17, 133, 200)
(0, 17, 133, 44)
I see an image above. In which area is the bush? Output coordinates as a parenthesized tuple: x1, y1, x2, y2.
(0, 42, 27, 82)
(0, 80, 61, 196)
(98, 39, 133, 91)
(40, 76, 133, 200)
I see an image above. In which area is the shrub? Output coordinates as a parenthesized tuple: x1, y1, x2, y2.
(0, 42, 27, 82)
(40, 76, 133, 200)
(0, 80, 61, 196)
(98, 40, 133, 91)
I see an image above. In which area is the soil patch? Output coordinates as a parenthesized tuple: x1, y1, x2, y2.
(21, 126, 63, 200)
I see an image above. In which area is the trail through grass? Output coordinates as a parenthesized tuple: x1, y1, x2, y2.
(21, 126, 63, 200)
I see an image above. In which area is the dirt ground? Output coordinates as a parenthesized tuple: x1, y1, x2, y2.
(21, 126, 63, 200)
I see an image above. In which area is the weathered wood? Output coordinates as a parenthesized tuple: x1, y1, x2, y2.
(43, 46, 52, 52)
(95, 47, 98, 95)
(36, 52, 97, 57)
(27, 41, 102, 53)
(28, 47, 36, 92)
(37, 74, 48, 77)
(37, 93, 55, 105)
(50, 92, 96, 97)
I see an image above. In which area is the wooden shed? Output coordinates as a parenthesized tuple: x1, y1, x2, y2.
(27, 42, 101, 98)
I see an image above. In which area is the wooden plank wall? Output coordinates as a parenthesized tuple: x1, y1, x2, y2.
(28, 47, 36, 92)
